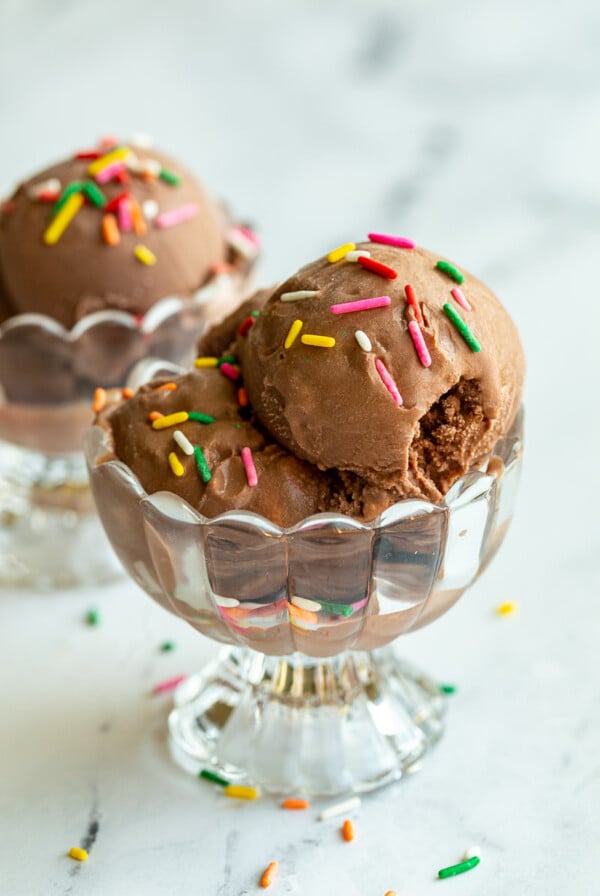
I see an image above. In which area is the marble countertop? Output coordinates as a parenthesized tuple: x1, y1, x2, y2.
(1, 0, 599, 893)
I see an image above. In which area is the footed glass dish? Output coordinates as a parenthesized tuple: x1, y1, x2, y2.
(86, 388, 522, 795)
(0, 251, 256, 587)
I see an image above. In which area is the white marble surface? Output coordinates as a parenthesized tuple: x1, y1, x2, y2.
(1, 0, 600, 893)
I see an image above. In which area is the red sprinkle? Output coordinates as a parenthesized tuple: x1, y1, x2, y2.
(115, 170, 131, 185)
(37, 190, 60, 203)
(404, 284, 424, 326)
(237, 386, 249, 407)
(74, 150, 101, 160)
(357, 256, 398, 279)
(153, 674, 187, 695)
(238, 316, 255, 337)
(104, 191, 131, 214)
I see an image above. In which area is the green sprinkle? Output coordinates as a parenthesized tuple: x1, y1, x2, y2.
(436, 260, 464, 284)
(82, 181, 106, 208)
(159, 168, 181, 186)
(160, 641, 175, 652)
(194, 446, 212, 483)
(199, 768, 230, 787)
(442, 303, 481, 352)
(188, 412, 215, 424)
(235, 423, 241, 429)
(317, 600, 354, 618)
(438, 683, 457, 695)
(53, 181, 86, 214)
(216, 355, 237, 367)
(439, 856, 480, 879)
(86, 608, 100, 626)
(251, 310, 260, 318)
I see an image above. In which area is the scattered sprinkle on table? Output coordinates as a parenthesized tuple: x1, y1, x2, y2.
(281, 798, 310, 810)
(442, 303, 481, 352)
(225, 784, 259, 800)
(153, 674, 187, 695)
(436, 260, 464, 284)
(160, 641, 176, 652)
(367, 232, 415, 249)
(134, 244, 156, 266)
(463, 845, 481, 861)
(341, 819, 355, 842)
(199, 768, 230, 787)
(318, 796, 361, 820)
(496, 601, 518, 616)
(384, 891, 397, 896)
(438, 855, 480, 879)
(86, 608, 100, 626)
(260, 861, 279, 888)
(328, 242, 355, 262)
(68, 847, 88, 862)
(280, 290, 318, 302)
(438, 683, 457, 694)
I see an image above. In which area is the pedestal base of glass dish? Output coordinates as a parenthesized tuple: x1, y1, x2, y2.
(168, 646, 445, 796)
(0, 439, 123, 588)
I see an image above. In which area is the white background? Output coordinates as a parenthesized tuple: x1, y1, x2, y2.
(1, 1, 599, 893)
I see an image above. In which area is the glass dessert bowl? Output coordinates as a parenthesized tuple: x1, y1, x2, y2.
(86, 395, 523, 796)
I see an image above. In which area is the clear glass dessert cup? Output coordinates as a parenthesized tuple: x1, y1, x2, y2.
(85, 373, 523, 796)
(0, 259, 256, 588)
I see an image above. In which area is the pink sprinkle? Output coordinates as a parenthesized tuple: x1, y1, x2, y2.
(96, 160, 127, 184)
(330, 295, 391, 315)
(220, 362, 240, 381)
(237, 225, 261, 247)
(408, 321, 432, 367)
(368, 232, 415, 250)
(118, 198, 133, 232)
(155, 203, 199, 229)
(451, 287, 472, 312)
(153, 674, 187, 695)
(375, 359, 403, 406)
(241, 447, 258, 487)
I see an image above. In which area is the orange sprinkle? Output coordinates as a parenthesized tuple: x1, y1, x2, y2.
(101, 213, 120, 246)
(92, 387, 106, 413)
(210, 261, 235, 275)
(282, 798, 310, 810)
(142, 170, 158, 182)
(288, 604, 319, 627)
(237, 386, 249, 407)
(154, 382, 177, 393)
(122, 387, 134, 399)
(260, 861, 278, 888)
(131, 200, 147, 236)
(341, 819, 355, 842)
(148, 411, 164, 422)
(384, 891, 397, 896)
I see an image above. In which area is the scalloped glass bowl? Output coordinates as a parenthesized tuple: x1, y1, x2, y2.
(0, 266, 255, 587)
(85, 406, 523, 794)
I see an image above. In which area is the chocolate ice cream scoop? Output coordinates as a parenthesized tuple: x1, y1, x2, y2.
(0, 139, 257, 328)
(239, 238, 525, 499)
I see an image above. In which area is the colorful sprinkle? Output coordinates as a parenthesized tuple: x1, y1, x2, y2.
(95, 160, 126, 184)
(142, 199, 159, 221)
(354, 330, 372, 352)
(92, 387, 107, 413)
(436, 260, 464, 284)
(53, 180, 86, 214)
(44, 192, 84, 245)
(86, 608, 100, 626)
(404, 283, 424, 326)
(368, 232, 415, 249)
(156, 203, 199, 229)
(342, 819, 355, 842)
(74, 150, 101, 160)
(237, 386, 249, 407)
(88, 147, 131, 177)
(357, 256, 398, 279)
(451, 286, 472, 312)
(331, 295, 391, 315)
(188, 412, 215, 424)
(159, 168, 181, 186)
(301, 334, 335, 348)
(238, 316, 255, 337)
(384, 891, 397, 896)
(438, 683, 457, 695)
(260, 861, 278, 888)
(28, 177, 61, 200)
(104, 190, 130, 214)
(438, 856, 480, 879)
(152, 412, 189, 430)
(168, 452, 185, 477)
(219, 362, 240, 381)
(154, 382, 178, 392)
(291, 596, 322, 612)
(225, 784, 259, 800)
(153, 674, 187, 695)
(148, 411, 164, 422)
(280, 290, 318, 303)
(173, 430, 194, 456)
(131, 200, 147, 236)
(375, 359, 402, 406)
(68, 847, 88, 862)
(194, 445, 212, 483)
(408, 321, 432, 367)
(318, 797, 361, 820)
(345, 249, 370, 262)
(282, 798, 310, 810)
(199, 768, 230, 787)
(118, 199, 133, 232)
(122, 387, 134, 399)
(284, 319, 303, 349)
(328, 242, 356, 262)
(227, 226, 260, 258)
(241, 447, 258, 487)
(194, 356, 219, 368)
(496, 601, 518, 616)
(102, 214, 120, 246)
(134, 244, 156, 266)
(317, 599, 354, 617)
(160, 641, 176, 652)
(442, 303, 481, 352)
(216, 355, 237, 367)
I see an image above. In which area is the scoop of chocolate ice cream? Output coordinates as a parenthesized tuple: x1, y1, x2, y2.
(239, 239, 525, 500)
(0, 140, 245, 328)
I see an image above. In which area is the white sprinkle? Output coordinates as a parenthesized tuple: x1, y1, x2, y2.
(125, 152, 142, 173)
(143, 158, 161, 177)
(226, 227, 259, 259)
(355, 330, 372, 352)
(345, 250, 371, 263)
(142, 199, 159, 221)
(215, 596, 240, 608)
(463, 846, 480, 861)
(318, 796, 361, 820)
(27, 177, 61, 199)
(280, 290, 318, 303)
(130, 132, 155, 148)
(292, 596, 322, 612)
(173, 430, 194, 456)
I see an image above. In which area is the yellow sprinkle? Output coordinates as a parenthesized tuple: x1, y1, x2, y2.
(496, 601, 518, 616)
(301, 334, 336, 348)
(68, 847, 88, 862)
(87, 146, 131, 176)
(152, 411, 189, 430)
(168, 452, 185, 477)
(225, 784, 259, 800)
(194, 357, 219, 368)
(134, 244, 157, 266)
(327, 242, 355, 262)
(43, 192, 84, 245)
(284, 319, 303, 349)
